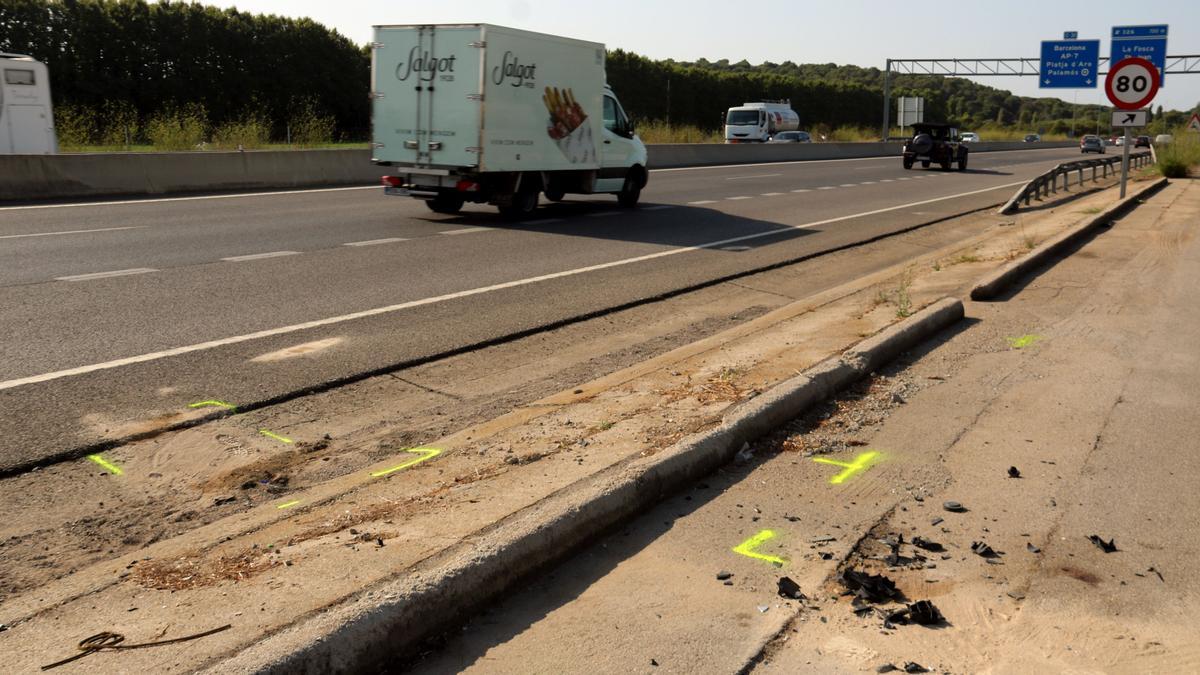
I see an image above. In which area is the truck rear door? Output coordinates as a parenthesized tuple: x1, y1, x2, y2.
(372, 25, 482, 168)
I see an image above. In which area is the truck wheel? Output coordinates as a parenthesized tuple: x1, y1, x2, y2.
(941, 158, 952, 171)
(426, 195, 464, 214)
(957, 153, 968, 172)
(544, 186, 565, 202)
(498, 190, 538, 219)
(617, 173, 642, 208)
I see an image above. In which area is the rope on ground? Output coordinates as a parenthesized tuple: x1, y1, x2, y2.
(40, 624, 231, 670)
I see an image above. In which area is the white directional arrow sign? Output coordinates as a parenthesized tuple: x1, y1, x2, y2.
(1111, 110, 1148, 127)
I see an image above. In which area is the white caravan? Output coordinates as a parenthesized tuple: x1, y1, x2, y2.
(371, 24, 648, 217)
(724, 100, 799, 143)
(0, 54, 57, 154)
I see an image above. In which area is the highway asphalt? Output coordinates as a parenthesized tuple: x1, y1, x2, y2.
(0, 146, 1083, 471)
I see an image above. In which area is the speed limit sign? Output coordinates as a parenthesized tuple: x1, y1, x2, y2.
(1106, 57, 1160, 110)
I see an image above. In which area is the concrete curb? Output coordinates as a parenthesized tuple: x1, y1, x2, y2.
(211, 297, 964, 674)
(971, 177, 1169, 301)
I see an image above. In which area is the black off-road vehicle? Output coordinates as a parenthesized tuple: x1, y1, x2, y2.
(903, 123, 968, 171)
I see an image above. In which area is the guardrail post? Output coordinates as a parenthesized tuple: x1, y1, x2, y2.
(1078, 167, 1084, 185)
(1063, 172, 1069, 191)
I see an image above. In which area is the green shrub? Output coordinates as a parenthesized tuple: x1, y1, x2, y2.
(146, 103, 208, 151)
(212, 112, 270, 150)
(54, 104, 99, 149)
(287, 98, 335, 146)
(98, 100, 139, 148)
(633, 120, 722, 143)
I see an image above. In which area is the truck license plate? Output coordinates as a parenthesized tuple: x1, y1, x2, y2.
(384, 186, 410, 197)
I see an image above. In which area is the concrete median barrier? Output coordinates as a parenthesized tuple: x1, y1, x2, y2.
(0, 142, 1076, 202)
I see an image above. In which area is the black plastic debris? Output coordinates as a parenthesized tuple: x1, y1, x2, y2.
(1149, 566, 1165, 582)
(777, 576, 805, 600)
(1008, 466, 1021, 478)
(930, 517, 944, 526)
(912, 536, 945, 552)
(906, 600, 943, 625)
(1088, 535, 1118, 553)
(883, 534, 904, 566)
(839, 569, 901, 604)
(971, 541, 998, 558)
(650, 658, 659, 667)
(716, 571, 733, 581)
(1027, 542, 1041, 554)
(876, 664, 899, 673)
(904, 662, 930, 673)
(819, 551, 834, 560)
(942, 501, 967, 513)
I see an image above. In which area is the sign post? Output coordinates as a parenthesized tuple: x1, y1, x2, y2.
(1106, 57, 1161, 198)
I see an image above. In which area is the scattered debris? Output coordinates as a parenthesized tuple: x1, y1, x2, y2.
(1149, 566, 1164, 582)
(1027, 543, 1041, 554)
(930, 517, 944, 526)
(212, 495, 237, 506)
(1007, 591, 1026, 601)
(903, 662, 930, 673)
(716, 571, 733, 581)
(942, 501, 967, 513)
(839, 568, 901, 604)
(1008, 466, 1021, 478)
(911, 536, 944, 552)
(877, 665, 899, 673)
(756, 605, 770, 613)
(1088, 535, 1118, 553)
(777, 576, 805, 600)
(810, 535, 838, 543)
(650, 659, 659, 667)
(885, 600, 944, 627)
(971, 541, 999, 558)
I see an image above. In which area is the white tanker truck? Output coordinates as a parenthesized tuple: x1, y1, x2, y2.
(723, 100, 799, 143)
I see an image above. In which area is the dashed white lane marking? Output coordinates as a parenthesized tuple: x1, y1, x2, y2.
(440, 227, 493, 234)
(880, 179, 895, 183)
(839, 183, 857, 187)
(791, 189, 811, 193)
(720, 245, 752, 251)
(56, 267, 158, 282)
(688, 200, 718, 205)
(897, 177, 912, 180)
(587, 211, 622, 218)
(0, 226, 145, 240)
(760, 192, 785, 196)
(343, 237, 409, 247)
(859, 181, 877, 185)
(726, 196, 753, 201)
(727, 173, 782, 180)
(817, 186, 836, 190)
(642, 205, 675, 211)
(0, 179, 1028, 392)
(221, 251, 300, 262)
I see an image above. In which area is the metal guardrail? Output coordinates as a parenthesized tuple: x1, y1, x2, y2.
(999, 150, 1153, 214)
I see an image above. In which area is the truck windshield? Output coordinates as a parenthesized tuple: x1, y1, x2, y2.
(727, 110, 760, 126)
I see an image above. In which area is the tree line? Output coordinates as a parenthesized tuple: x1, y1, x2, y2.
(2, 1, 1194, 146)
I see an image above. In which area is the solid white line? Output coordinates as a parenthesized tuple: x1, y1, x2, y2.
(0, 185, 380, 212)
(688, 200, 717, 205)
(343, 237, 409, 247)
(440, 227, 492, 235)
(221, 251, 299, 262)
(55, 267, 157, 282)
(726, 196, 753, 201)
(760, 192, 785, 196)
(650, 147, 1075, 175)
(0, 226, 145, 240)
(727, 173, 782, 180)
(642, 205, 674, 211)
(0, 178, 1028, 392)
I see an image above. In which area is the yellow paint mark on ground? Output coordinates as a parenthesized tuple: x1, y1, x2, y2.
(276, 500, 302, 509)
(370, 447, 442, 478)
(87, 454, 124, 475)
(1006, 334, 1044, 349)
(259, 429, 294, 444)
(188, 399, 236, 412)
(732, 529, 787, 566)
(812, 451, 880, 484)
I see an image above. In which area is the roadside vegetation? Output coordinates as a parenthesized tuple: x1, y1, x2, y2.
(1156, 130, 1200, 178)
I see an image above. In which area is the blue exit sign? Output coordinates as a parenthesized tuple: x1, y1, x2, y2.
(1064, 31, 1078, 39)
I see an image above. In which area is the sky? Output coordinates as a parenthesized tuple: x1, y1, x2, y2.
(208, 0, 1200, 112)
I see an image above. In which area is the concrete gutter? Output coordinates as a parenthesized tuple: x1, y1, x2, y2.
(209, 298, 964, 674)
(971, 177, 1168, 300)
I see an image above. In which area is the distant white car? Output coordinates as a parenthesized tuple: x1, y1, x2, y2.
(960, 132, 980, 143)
(1155, 134, 1173, 145)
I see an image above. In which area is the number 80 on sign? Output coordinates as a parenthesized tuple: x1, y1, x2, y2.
(1105, 57, 1160, 110)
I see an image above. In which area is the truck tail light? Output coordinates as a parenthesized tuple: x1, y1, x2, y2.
(455, 179, 479, 192)
(381, 175, 403, 187)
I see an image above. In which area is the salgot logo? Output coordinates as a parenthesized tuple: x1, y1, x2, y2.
(395, 46, 457, 82)
(492, 51, 537, 88)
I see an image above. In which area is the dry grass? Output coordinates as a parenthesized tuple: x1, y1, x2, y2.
(132, 547, 282, 590)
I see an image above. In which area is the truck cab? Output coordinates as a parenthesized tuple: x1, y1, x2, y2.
(724, 100, 799, 143)
(0, 53, 57, 154)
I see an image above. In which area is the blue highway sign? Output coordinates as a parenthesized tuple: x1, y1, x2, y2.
(1063, 31, 1077, 39)
(1040, 39, 1099, 88)
(1112, 25, 1167, 84)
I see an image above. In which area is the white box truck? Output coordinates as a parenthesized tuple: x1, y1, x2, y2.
(0, 53, 57, 154)
(371, 24, 647, 217)
(724, 100, 798, 143)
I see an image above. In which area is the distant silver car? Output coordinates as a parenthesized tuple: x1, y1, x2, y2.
(768, 131, 812, 143)
(1023, 134, 1041, 143)
(960, 132, 980, 143)
(1080, 135, 1105, 154)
